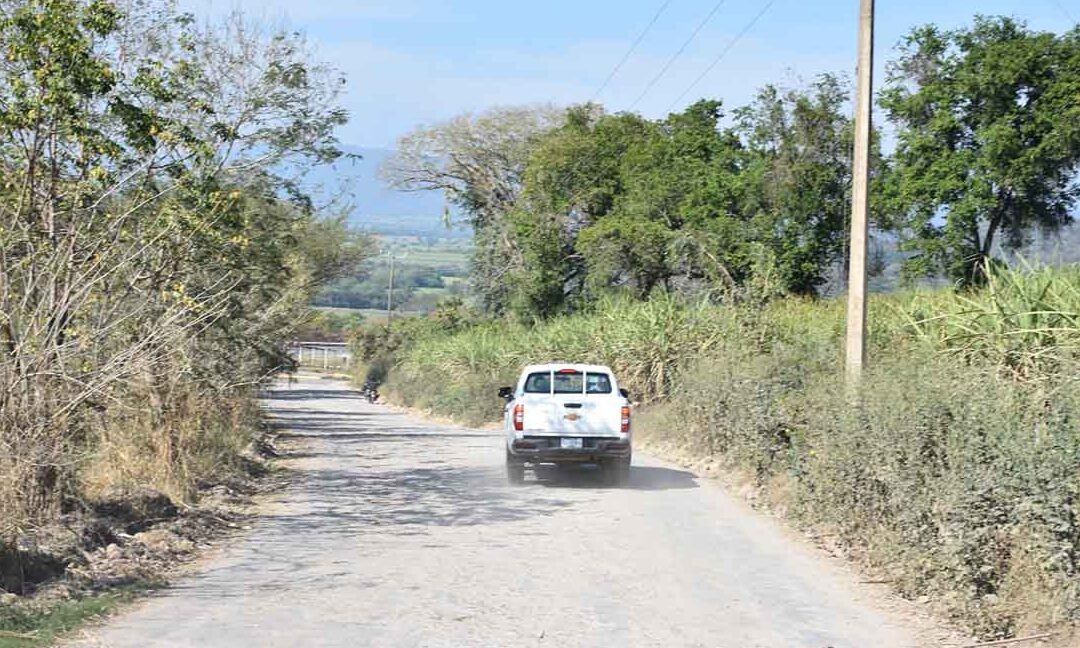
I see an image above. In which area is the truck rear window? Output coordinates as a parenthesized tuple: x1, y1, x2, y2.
(524, 370, 613, 395)
(586, 373, 612, 394)
(553, 371, 583, 394)
(524, 372, 551, 393)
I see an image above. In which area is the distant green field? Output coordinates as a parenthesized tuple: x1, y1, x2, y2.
(375, 237, 471, 267)
(405, 249, 470, 265)
(314, 236, 472, 314)
(315, 307, 385, 317)
(309, 306, 428, 326)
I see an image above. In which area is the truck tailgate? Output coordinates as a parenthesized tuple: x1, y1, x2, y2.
(521, 393, 621, 437)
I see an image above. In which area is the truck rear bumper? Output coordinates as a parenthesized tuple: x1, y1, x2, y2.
(508, 436, 631, 463)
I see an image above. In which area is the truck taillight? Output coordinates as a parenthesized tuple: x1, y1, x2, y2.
(621, 406, 631, 434)
(513, 404, 525, 431)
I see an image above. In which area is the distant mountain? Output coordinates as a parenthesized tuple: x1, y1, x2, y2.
(307, 146, 470, 239)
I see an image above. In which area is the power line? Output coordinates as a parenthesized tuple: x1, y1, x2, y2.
(592, 0, 675, 102)
(627, 0, 730, 111)
(1050, 0, 1076, 24)
(666, 0, 778, 113)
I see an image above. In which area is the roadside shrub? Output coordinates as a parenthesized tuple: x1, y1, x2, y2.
(651, 334, 1080, 637)
(0, 0, 367, 573)
(78, 385, 260, 505)
(811, 359, 1078, 631)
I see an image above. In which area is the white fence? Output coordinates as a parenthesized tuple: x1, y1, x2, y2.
(287, 342, 352, 370)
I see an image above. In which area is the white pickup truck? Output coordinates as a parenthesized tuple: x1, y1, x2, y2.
(499, 364, 632, 485)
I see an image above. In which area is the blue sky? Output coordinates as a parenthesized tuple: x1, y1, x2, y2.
(186, 0, 1075, 149)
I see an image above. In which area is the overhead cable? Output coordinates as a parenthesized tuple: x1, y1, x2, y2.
(667, 0, 779, 113)
(592, 0, 675, 102)
(627, 0, 730, 111)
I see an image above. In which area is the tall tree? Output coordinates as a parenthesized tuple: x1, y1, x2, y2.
(598, 100, 746, 297)
(381, 106, 564, 313)
(511, 105, 652, 316)
(515, 101, 747, 315)
(735, 74, 863, 296)
(881, 18, 1080, 286)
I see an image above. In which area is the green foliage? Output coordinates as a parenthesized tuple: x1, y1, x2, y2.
(657, 345, 1080, 637)
(736, 74, 872, 295)
(505, 208, 572, 319)
(881, 18, 1080, 286)
(315, 239, 471, 312)
(293, 308, 366, 342)
(295, 215, 375, 288)
(382, 106, 565, 313)
(501, 82, 863, 318)
(904, 263, 1080, 377)
(386, 294, 739, 425)
(576, 217, 673, 299)
(386, 15, 1080, 317)
(348, 298, 480, 385)
(512, 101, 746, 311)
(0, 581, 154, 647)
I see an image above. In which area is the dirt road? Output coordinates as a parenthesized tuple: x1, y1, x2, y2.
(72, 375, 962, 647)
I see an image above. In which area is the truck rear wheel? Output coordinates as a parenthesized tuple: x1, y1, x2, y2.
(506, 448, 525, 485)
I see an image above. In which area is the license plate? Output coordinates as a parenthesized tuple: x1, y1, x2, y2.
(560, 438, 583, 449)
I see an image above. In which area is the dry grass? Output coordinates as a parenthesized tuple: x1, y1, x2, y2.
(78, 390, 258, 506)
(0, 379, 260, 542)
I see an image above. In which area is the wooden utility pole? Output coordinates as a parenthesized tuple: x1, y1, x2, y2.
(845, 0, 875, 383)
(386, 251, 396, 326)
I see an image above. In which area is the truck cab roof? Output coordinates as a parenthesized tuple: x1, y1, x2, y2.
(520, 363, 614, 374)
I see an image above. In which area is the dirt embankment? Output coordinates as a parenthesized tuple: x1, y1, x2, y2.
(0, 438, 288, 644)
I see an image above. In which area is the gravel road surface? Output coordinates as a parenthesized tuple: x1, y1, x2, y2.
(71, 375, 961, 648)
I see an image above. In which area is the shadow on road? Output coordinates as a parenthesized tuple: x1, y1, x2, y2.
(263, 389, 365, 401)
(530, 464, 698, 491)
(276, 428, 499, 440)
(265, 464, 576, 539)
(258, 384, 690, 554)
(269, 409, 378, 419)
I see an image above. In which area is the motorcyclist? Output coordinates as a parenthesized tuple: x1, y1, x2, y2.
(362, 379, 379, 403)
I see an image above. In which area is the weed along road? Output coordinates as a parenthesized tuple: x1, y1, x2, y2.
(71, 375, 959, 648)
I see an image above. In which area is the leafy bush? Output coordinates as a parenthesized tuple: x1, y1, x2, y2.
(657, 349, 1080, 637)
(349, 298, 482, 388)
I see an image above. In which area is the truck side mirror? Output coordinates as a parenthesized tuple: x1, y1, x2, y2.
(497, 386, 514, 401)
(619, 388, 630, 400)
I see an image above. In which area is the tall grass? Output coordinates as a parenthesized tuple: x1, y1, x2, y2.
(387, 295, 739, 424)
(905, 264, 1080, 377)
